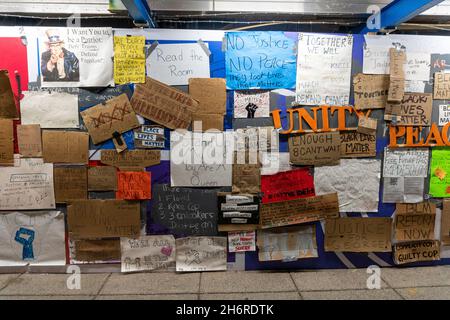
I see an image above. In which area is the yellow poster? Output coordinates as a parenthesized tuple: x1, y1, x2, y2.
(114, 36, 146, 84)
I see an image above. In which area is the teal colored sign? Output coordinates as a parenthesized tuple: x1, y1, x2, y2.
(225, 31, 297, 90)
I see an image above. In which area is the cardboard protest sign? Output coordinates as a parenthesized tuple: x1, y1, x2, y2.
(218, 193, 260, 232)
(228, 231, 256, 253)
(396, 202, 436, 215)
(434, 72, 450, 100)
(296, 33, 353, 106)
(80, 93, 140, 145)
(395, 210, 435, 242)
(439, 104, 450, 126)
(147, 43, 210, 86)
(134, 125, 165, 149)
(353, 74, 389, 110)
(113, 35, 145, 84)
(0, 158, 55, 210)
(442, 200, 450, 245)
(54, 166, 88, 203)
(21, 91, 79, 128)
(314, 159, 381, 212)
(73, 239, 120, 262)
(260, 193, 339, 229)
(0, 119, 14, 166)
(340, 131, 376, 158)
(17, 124, 42, 158)
(388, 48, 406, 102)
(288, 132, 340, 166)
(0, 211, 65, 266)
(42, 130, 89, 164)
(225, 31, 297, 89)
(257, 225, 318, 262)
(325, 217, 392, 252)
(176, 237, 227, 272)
(234, 90, 270, 118)
(121, 235, 176, 272)
(189, 78, 226, 115)
(393, 240, 440, 265)
(383, 148, 429, 177)
(152, 184, 219, 236)
(116, 171, 151, 200)
(357, 117, 377, 135)
(191, 113, 224, 131)
(0, 70, 19, 119)
(232, 160, 261, 194)
(88, 166, 117, 191)
(131, 77, 199, 129)
(101, 149, 160, 170)
(67, 200, 140, 239)
(385, 93, 432, 126)
(429, 148, 450, 197)
(39, 27, 114, 87)
(261, 168, 315, 203)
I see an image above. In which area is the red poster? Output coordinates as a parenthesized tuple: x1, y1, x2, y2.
(261, 168, 315, 203)
(116, 171, 151, 200)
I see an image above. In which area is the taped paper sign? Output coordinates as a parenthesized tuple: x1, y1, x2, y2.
(134, 125, 165, 149)
(395, 206, 435, 242)
(442, 200, 450, 245)
(39, 27, 114, 87)
(260, 193, 339, 229)
(296, 33, 353, 106)
(385, 93, 432, 126)
(383, 148, 429, 178)
(100, 149, 160, 170)
(131, 77, 199, 129)
(429, 148, 450, 197)
(228, 231, 256, 253)
(439, 104, 450, 126)
(147, 43, 210, 86)
(314, 159, 381, 212)
(80, 94, 140, 145)
(0, 119, 13, 166)
(434, 72, 450, 100)
(170, 131, 232, 187)
(218, 193, 260, 232)
(120, 235, 176, 272)
(261, 168, 315, 203)
(176, 237, 227, 272)
(116, 171, 151, 200)
(353, 74, 389, 110)
(393, 240, 440, 265)
(233, 90, 270, 118)
(42, 130, 89, 164)
(225, 31, 297, 89)
(151, 184, 219, 236)
(21, 91, 79, 128)
(0, 211, 65, 266)
(67, 200, 140, 239)
(363, 47, 430, 81)
(54, 166, 88, 203)
(340, 131, 376, 158)
(0, 70, 18, 119)
(73, 239, 120, 263)
(257, 225, 318, 262)
(17, 125, 42, 158)
(383, 177, 425, 204)
(325, 217, 392, 252)
(288, 132, 340, 166)
(388, 48, 406, 102)
(0, 158, 55, 210)
(88, 166, 117, 191)
(189, 78, 227, 115)
(113, 35, 145, 84)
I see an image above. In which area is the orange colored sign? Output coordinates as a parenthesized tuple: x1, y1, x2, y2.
(116, 171, 151, 200)
(389, 123, 450, 148)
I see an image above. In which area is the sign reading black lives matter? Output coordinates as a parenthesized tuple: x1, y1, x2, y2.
(39, 27, 114, 87)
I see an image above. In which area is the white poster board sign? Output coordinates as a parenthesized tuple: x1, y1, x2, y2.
(176, 237, 227, 272)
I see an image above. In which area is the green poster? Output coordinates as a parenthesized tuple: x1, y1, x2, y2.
(429, 147, 450, 197)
